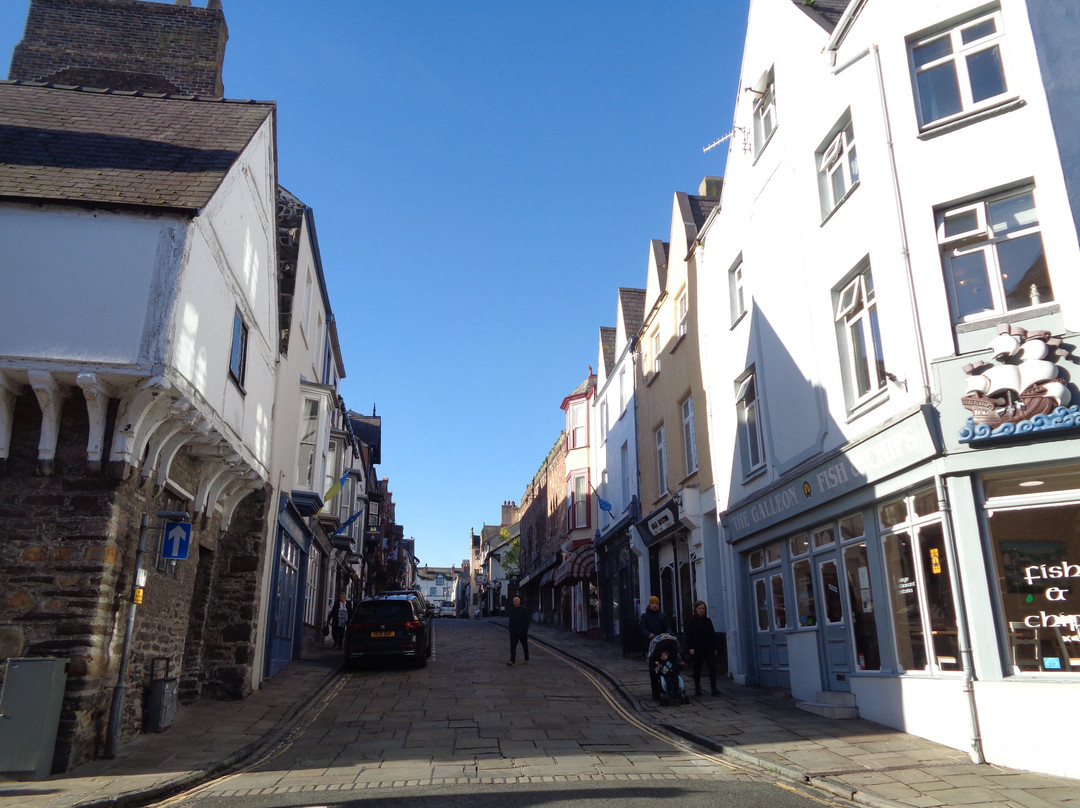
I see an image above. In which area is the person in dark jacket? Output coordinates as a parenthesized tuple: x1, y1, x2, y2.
(687, 600, 721, 696)
(638, 595, 671, 642)
(506, 595, 531, 665)
(639, 595, 672, 700)
(326, 592, 351, 649)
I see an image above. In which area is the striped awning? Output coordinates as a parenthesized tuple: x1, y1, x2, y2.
(553, 543, 596, 585)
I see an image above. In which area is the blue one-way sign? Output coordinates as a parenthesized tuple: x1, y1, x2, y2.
(161, 521, 192, 560)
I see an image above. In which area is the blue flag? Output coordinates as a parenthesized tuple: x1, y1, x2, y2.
(334, 505, 366, 535)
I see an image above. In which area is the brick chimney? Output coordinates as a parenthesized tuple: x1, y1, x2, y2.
(8, 0, 228, 97)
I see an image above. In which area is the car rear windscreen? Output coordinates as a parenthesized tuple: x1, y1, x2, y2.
(352, 602, 412, 622)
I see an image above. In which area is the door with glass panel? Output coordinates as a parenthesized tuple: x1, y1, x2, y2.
(812, 523, 854, 691)
(749, 542, 790, 688)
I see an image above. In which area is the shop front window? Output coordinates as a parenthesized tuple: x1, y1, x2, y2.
(988, 501, 1080, 674)
(880, 490, 960, 672)
(793, 559, 817, 627)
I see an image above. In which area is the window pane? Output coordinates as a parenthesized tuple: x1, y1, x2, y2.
(848, 145, 859, 184)
(912, 489, 939, 518)
(845, 542, 881, 670)
(919, 523, 961, 670)
(950, 250, 994, 318)
(813, 526, 835, 548)
(879, 498, 908, 528)
(989, 192, 1038, 234)
(918, 62, 963, 123)
(989, 504, 1080, 673)
(771, 574, 788, 629)
(790, 533, 809, 556)
(755, 578, 770, 631)
(961, 18, 996, 45)
(869, 306, 886, 390)
(793, 559, 817, 627)
(999, 233, 1052, 310)
(830, 164, 846, 204)
(850, 318, 871, 396)
(944, 207, 980, 239)
(883, 531, 927, 670)
(912, 35, 954, 68)
(967, 45, 1007, 103)
(820, 560, 844, 624)
(296, 445, 315, 487)
(840, 513, 864, 540)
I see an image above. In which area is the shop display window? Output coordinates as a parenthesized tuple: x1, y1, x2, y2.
(987, 502, 1080, 674)
(880, 490, 961, 672)
(771, 573, 788, 629)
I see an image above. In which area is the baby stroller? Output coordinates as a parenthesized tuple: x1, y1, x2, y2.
(647, 633, 690, 706)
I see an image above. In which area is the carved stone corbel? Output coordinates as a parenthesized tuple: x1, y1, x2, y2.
(28, 370, 71, 476)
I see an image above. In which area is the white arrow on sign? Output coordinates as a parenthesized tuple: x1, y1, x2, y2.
(162, 522, 192, 560)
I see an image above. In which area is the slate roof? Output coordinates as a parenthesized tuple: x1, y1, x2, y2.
(790, 0, 853, 32)
(0, 81, 274, 212)
(599, 326, 616, 373)
(688, 194, 720, 233)
(619, 287, 646, 335)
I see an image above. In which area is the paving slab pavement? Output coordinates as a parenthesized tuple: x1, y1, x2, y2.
(2, 617, 1077, 808)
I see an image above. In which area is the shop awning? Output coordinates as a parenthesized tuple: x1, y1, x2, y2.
(553, 543, 596, 585)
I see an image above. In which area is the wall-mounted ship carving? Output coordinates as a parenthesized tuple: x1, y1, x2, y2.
(959, 325, 1079, 443)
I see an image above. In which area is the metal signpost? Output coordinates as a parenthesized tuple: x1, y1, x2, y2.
(104, 510, 190, 759)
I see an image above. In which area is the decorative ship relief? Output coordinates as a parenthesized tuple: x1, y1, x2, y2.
(959, 325, 1079, 443)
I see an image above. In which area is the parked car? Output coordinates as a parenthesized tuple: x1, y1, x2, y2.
(438, 601, 455, 618)
(344, 593, 433, 669)
(380, 589, 435, 618)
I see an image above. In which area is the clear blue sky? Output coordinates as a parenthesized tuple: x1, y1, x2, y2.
(1, 0, 749, 567)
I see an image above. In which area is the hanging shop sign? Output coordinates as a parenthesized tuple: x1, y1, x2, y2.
(637, 500, 681, 547)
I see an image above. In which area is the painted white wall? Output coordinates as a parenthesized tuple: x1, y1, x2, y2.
(0, 207, 185, 366)
(698, 0, 1080, 776)
(171, 117, 278, 477)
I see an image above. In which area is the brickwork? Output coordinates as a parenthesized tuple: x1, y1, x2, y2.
(8, 0, 227, 97)
(0, 389, 271, 772)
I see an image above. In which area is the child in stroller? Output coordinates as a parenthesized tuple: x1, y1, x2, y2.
(648, 633, 690, 705)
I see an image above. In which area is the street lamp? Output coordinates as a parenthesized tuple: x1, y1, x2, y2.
(104, 510, 190, 758)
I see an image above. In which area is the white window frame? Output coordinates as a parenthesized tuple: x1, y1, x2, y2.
(655, 425, 668, 496)
(296, 395, 323, 490)
(752, 68, 777, 155)
(736, 371, 766, 476)
(835, 264, 887, 409)
(909, 8, 1011, 130)
(303, 545, 321, 625)
(567, 472, 589, 530)
(677, 289, 688, 338)
(938, 186, 1051, 324)
(568, 401, 588, 448)
(599, 397, 608, 446)
(681, 395, 698, 475)
(817, 116, 858, 218)
(729, 257, 746, 325)
(651, 329, 661, 374)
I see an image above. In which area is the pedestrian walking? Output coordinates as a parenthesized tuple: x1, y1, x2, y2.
(687, 600, 721, 696)
(507, 595, 530, 665)
(326, 592, 351, 649)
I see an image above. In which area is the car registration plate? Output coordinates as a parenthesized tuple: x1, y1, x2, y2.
(370, 630, 395, 638)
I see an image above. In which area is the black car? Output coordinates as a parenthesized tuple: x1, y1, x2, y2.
(344, 593, 433, 668)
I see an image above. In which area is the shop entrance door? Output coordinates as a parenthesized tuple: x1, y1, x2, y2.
(817, 553, 852, 691)
(750, 568, 790, 688)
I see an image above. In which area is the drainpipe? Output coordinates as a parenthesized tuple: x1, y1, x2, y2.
(872, 44, 932, 403)
(935, 474, 985, 764)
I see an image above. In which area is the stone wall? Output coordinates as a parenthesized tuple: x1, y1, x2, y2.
(0, 389, 271, 772)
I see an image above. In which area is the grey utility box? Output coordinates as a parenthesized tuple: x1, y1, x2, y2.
(144, 658, 178, 732)
(0, 657, 69, 779)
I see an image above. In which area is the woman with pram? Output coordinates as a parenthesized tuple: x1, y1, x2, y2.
(640, 596, 678, 701)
